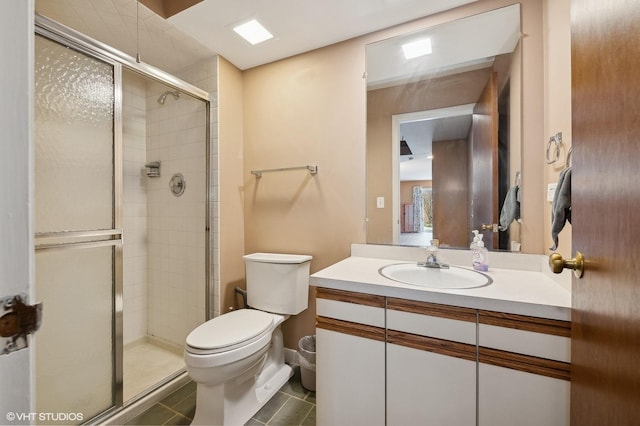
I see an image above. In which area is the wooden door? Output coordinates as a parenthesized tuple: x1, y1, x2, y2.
(401, 204, 414, 233)
(433, 138, 469, 247)
(470, 72, 498, 249)
(571, 0, 640, 423)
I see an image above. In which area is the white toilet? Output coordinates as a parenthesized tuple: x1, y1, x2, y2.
(184, 253, 312, 426)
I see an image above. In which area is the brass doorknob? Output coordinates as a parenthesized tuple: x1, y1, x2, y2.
(549, 251, 585, 278)
(481, 224, 497, 231)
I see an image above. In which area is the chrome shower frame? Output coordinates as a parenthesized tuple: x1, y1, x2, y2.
(34, 13, 212, 423)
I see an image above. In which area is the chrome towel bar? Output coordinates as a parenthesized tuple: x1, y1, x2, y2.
(251, 165, 318, 178)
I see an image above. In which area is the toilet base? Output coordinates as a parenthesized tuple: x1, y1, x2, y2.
(191, 363, 292, 426)
(190, 324, 293, 425)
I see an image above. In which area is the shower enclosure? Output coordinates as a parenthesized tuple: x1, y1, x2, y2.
(33, 16, 212, 423)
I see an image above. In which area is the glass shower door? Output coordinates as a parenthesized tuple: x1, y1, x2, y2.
(34, 34, 122, 422)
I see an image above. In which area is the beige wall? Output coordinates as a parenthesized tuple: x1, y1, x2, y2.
(544, 0, 572, 261)
(518, 0, 546, 254)
(241, 38, 367, 348)
(218, 57, 247, 315)
(508, 39, 523, 245)
(224, 0, 563, 349)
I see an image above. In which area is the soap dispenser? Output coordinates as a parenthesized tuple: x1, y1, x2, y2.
(471, 230, 489, 272)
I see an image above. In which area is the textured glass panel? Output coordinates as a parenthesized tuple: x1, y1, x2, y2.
(35, 35, 114, 233)
(35, 246, 114, 422)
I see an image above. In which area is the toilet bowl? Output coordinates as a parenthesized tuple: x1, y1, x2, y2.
(184, 253, 312, 426)
(185, 309, 290, 425)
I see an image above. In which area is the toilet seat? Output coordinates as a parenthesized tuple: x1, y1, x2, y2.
(186, 309, 274, 355)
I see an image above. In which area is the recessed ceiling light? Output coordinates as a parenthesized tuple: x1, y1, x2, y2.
(402, 38, 432, 60)
(233, 19, 273, 45)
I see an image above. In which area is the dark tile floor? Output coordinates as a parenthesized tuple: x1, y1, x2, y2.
(126, 366, 315, 426)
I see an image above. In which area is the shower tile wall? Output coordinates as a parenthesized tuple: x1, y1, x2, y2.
(176, 57, 219, 318)
(145, 78, 208, 346)
(121, 57, 218, 348)
(122, 71, 149, 345)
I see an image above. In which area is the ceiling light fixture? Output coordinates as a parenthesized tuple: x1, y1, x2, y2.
(402, 38, 432, 60)
(233, 19, 273, 45)
(400, 138, 413, 155)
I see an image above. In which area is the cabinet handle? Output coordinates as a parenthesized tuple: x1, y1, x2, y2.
(549, 251, 584, 278)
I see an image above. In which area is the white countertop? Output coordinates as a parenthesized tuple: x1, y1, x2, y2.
(310, 255, 571, 321)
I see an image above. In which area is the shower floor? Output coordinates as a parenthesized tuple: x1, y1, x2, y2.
(123, 338, 185, 402)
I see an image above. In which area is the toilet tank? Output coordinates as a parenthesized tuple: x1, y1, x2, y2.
(243, 253, 312, 315)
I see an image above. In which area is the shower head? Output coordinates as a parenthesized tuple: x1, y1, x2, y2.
(157, 90, 180, 105)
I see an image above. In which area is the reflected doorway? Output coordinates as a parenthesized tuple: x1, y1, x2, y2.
(392, 105, 474, 247)
(400, 187, 433, 246)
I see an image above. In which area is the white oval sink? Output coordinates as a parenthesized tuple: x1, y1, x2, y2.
(379, 263, 492, 289)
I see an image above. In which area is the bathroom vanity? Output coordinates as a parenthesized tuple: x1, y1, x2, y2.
(310, 244, 571, 426)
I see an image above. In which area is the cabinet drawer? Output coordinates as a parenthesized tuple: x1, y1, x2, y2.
(387, 309, 476, 345)
(316, 287, 385, 328)
(478, 310, 571, 381)
(317, 298, 385, 328)
(479, 310, 571, 362)
(316, 287, 385, 307)
(387, 298, 476, 345)
(479, 324, 570, 362)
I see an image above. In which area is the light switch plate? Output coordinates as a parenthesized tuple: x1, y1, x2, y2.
(376, 197, 385, 208)
(547, 183, 557, 201)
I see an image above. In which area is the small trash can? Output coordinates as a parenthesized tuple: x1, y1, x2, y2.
(298, 335, 316, 391)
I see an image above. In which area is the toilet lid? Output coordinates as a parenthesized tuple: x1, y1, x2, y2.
(186, 309, 274, 353)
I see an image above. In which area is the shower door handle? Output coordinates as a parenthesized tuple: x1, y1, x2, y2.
(35, 229, 123, 251)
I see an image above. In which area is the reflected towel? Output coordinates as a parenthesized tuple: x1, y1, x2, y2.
(550, 166, 572, 250)
(499, 185, 520, 231)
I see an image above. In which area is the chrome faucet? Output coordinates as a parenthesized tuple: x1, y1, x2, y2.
(418, 239, 449, 269)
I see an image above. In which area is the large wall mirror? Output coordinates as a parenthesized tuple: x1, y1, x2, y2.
(366, 4, 524, 252)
